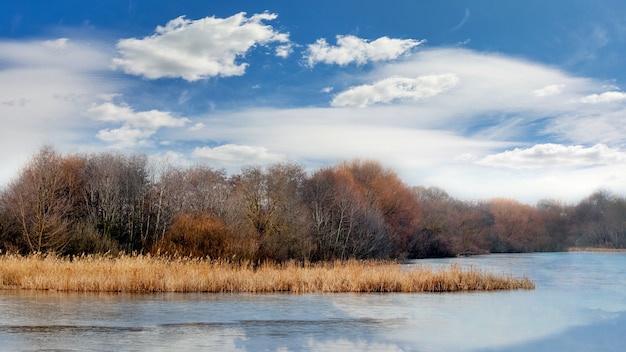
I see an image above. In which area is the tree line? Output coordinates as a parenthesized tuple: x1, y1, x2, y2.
(1, 147, 625, 261)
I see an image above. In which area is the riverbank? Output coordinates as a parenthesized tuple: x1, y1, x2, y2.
(0, 254, 534, 293)
(567, 247, 626, 252)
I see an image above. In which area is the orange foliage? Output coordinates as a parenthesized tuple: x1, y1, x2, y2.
(152, 213, 250, 259)
(489, 198, 545, 252)
(337, 160, 421, 254)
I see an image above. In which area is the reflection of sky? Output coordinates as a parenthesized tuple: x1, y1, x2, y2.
(328, 253, 626, 351)
(0, 253, 624, 351)
(330, 291, 603, 352)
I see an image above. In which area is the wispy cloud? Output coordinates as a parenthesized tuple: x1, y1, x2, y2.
(192, 144, 285, 170)
(0, 38, 117, 182)
(170, 47, 626, 203)
(447, 8, 470, 33)
(533, 84, 564, 97)
(4, 19, 626, 204)
(0, 37, 110, 71)
(304, 35, 424, 67)
(331, 74, 459, 107)
(112, 12, 290, 81)
(478, 143, 626, 169)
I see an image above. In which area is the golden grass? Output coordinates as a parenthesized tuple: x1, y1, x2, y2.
(0, 254, 534, 293)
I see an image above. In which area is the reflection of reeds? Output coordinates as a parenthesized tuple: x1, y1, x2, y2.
(0, 254, 534, 293)
(567, 247, 626, 252)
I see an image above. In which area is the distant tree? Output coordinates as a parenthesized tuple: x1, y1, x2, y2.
(83, 152, 150, 251)
(8, 147, 626, 258)
(304, 164, 391, 260)
(410, 186, 488, 257)
(1, 147, 79, 252)
(572, 190, 626, 248)
(488, 198, 545, 252)
(341, 160, 421, 257)
(148, 165, 230, 242)
(225, 163, 314, 262)
(536, 199, 573, 251)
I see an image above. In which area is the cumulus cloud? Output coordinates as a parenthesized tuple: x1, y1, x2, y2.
(275, 44, 293, 58)
(331, 73, 459, 107)
(112, 12, 290, 81)
(478, 144, 626, 169)
(192, 144, 285, 170)
(580, 91, 626, 104)
(86, 101, 189, 147)
(304, 35, 424, 67)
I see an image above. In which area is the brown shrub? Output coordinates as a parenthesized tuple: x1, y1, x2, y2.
(151, 213, 236, 259)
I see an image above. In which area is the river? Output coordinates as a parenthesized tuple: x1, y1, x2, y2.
(1, 252, 624, 351)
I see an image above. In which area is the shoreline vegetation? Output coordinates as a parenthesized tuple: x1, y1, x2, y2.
(567, 247, 626, 252)
(2, 147, 626, 266)
(0, 254, 534, 293)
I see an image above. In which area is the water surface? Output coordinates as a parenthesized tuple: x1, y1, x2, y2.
(1, 252, 624, 351)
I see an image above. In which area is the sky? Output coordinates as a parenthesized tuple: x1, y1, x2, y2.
(2, 0, 626, 204)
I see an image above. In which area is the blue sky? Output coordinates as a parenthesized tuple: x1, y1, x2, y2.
(2, 0, 626, 203)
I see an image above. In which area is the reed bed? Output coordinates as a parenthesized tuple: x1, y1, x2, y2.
(0, 254, 534, 293)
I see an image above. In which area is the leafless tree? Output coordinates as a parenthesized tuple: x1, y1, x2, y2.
(1, 147, 77, 252)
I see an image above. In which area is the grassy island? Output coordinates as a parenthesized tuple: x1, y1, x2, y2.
(0, 254, 534, 293)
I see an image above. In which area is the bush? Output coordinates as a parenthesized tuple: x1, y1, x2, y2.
(151, 213, 239, 259)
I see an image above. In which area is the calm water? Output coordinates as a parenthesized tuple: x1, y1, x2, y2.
(1, 252, 625, 351)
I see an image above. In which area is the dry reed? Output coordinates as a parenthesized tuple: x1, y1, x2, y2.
(0, 254, 534, 293)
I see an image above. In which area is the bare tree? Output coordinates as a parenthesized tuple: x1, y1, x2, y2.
(83, 152, 150, 251)
(305, 166, 390, 260)
(225, 163, 313, 261)
(1, 147, 78, 252)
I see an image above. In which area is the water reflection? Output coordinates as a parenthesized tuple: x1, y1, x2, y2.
(1, 252, 624, 351)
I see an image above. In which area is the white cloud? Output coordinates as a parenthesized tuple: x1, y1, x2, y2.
(543, 110, 626, 146)
(112, 12, 290, 81)
(0, 38, 117, 183)
(580, 91, 626, 103)
(5, 33, 626, 206)
(304, 35, 424, 67)
(275, 44, 293, 58)
(168, 47, 626, 204)
(175, 106, 508, 189)
(533, 84, 564, 97)
(192, 144, 285, 170)
(96, 126, 151, 147)
(331, 74, 459, 107)
(0, 37, 110, 72)
(189, 122, 206, 131)
(43, 38, 69, 49)
(86, 101, 189, 147)
(478, 144, 626, 169)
